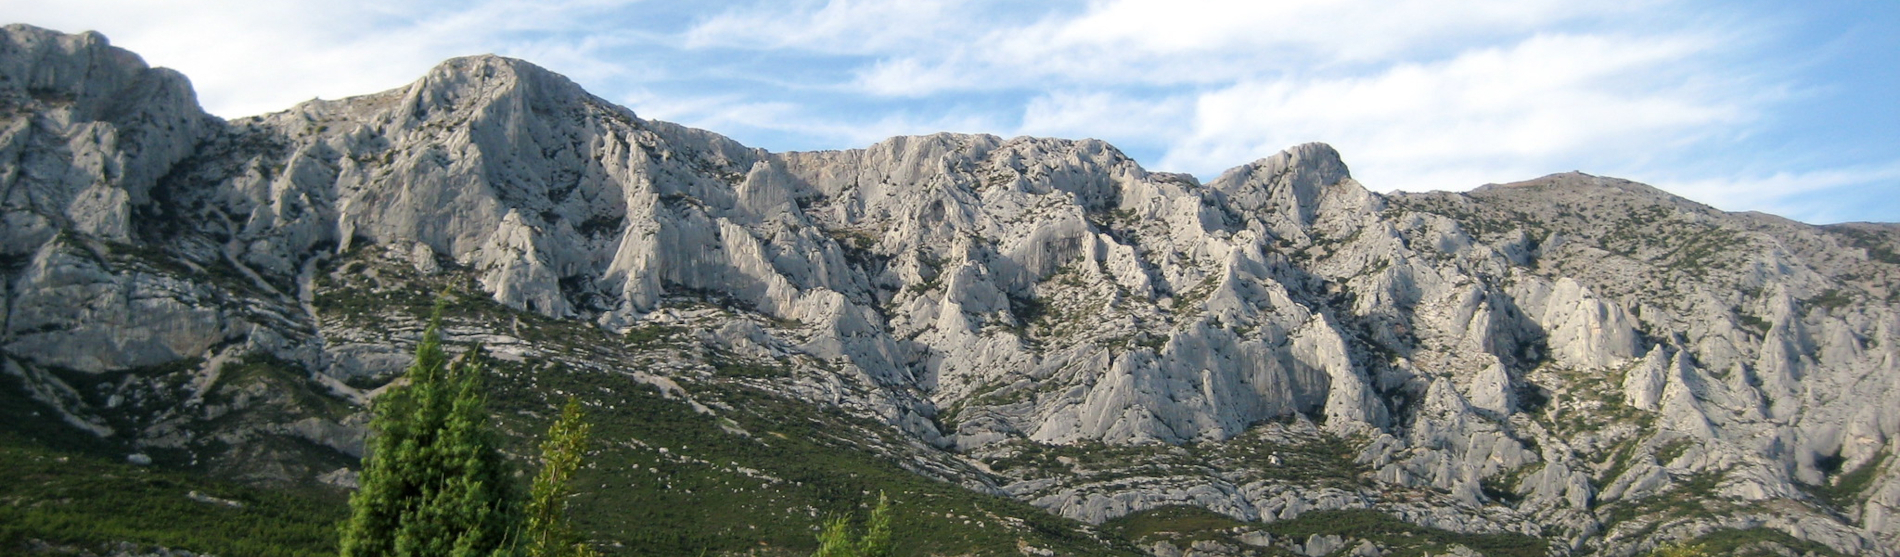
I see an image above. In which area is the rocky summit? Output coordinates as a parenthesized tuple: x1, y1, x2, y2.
(3, 23, 1899, 557)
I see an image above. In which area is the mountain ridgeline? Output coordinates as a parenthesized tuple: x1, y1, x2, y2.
(4, 23, 1899, 557)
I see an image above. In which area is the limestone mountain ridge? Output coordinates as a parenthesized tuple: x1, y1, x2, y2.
(4, 23, 1899, 556)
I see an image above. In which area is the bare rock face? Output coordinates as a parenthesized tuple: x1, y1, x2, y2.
(0, 25, 216, 246)
(4, 24, 1899, 556)
(1, 24, 232, 373)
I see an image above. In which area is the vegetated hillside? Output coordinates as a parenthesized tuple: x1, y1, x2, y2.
(3, 22, 1898, 557)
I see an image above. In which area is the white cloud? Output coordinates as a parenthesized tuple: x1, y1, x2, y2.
(1016, 91, 1191, 143)
(634, 94, 1007, 150)
(735, 0, 1668, 96)
(1044, 0, 1649, 62)
(1658, 164, 1900, 223)
(853, 57, 973, 98)
(4, 0, 638, 117)
(1157, 32, 1750, 189)
(620, 88, 751, 124)
(682, 0, 976, 54)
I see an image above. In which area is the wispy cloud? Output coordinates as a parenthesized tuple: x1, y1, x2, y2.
(6, 0, 640, 117)
(759, 0, 1669, 95)
(682, 0, 983, 54)
(1161, 32, 1753, 188)
(1017, 91, 1191, 142)
(631, 92, 1008, 150)
(1660, 164, 1900, 223)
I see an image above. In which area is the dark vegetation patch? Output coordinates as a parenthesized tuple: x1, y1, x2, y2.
(1681, 527, 1846, 557)
(1603, 471, 1726, 528)
(1261, 509, 1547, 557)
(1829, 226, 1900, 266)
(1812, 449, 1890, 509)
(0, 434, 345, 557)
(1101, 506, 1251, 546)
(1806, 289, 1854, 311)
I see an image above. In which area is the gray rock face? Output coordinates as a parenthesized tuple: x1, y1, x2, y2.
(4, 24, 1899, 556)
(0, 25, 216, 247)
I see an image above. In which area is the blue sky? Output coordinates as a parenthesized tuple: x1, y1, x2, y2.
(9, 0, 1896, 223)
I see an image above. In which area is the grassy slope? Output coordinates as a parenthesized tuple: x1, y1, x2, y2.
(1102, 506, 1549, 557)
(0, 377, 346, 557)
(485, 360, 1137, 556)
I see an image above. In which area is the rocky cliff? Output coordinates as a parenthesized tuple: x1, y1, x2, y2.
(4, 23, 1898, 557)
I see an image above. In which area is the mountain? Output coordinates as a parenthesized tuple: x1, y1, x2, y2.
(3, 23, 1898, 557)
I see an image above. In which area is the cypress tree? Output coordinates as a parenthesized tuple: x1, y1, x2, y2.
(523, 397, 595, 557)
(340, 312, 520, 557)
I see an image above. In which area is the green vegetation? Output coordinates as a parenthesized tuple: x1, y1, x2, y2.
(1260, 509, 1547, 557)
(1132, 334, 1170, 351)
(1101, 506, 1249, 546)
(826, 229, 881, 265)
(815, 492, 892, 557)
(1646, 542, 1708, 557)
(1599, 439, 1647, 492)
(1170, 274, 1222, 313)
(210, 353, 356, 420)
(1536, 364, 1656, 439)
(1017, 263, 1115, 343)
(979, 423, 1368, 501)
(1807, 289, 1854, 311)
(1201, 428, 1367, 488)
(1662, 226, 1748, 275)
(0, 434, 345, 556)
(525, 398, 598, 557)
(1007, 292, 1047, 327)
(1603, 471, 1726, 527)
(1653, 439, 1695, 466)
(1673, 527, 1846, 557)
(100, 238, 279, 299)
(1829, 226, 1900, 265)
(1735, 312, 1772, 335)
(1479, 474, 1524, 505)
(624, 324, 687, 348)
(339, 313, 520, 557)
(711, 356, 791, 379)
(1600, 206, 1677, 256)
(1381, 197, 1550, 242)
(1815, 449, 1891, 508)
(480, 362, 1135, 556)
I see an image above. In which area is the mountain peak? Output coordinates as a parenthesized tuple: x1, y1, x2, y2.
(2, 22, 104, 48)
(1235, 142, 1346, 175)
(391, 52, 600, 120)
(0, 23, 200, 119)
(428, 53, 546, 78)
(1468, 170, 1721, 219)
(413, 53, 577, 95)
(0, 23, 213, 240)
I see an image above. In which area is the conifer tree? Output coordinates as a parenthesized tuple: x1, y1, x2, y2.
(814, 492, 892, 557)
(339, 310, 520, 557)
(523, 397, 596, 557)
